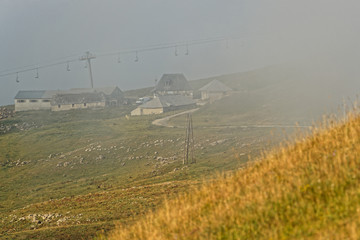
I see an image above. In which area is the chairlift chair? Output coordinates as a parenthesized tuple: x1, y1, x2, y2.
(135, 51, 139, 62)
(35, 68, 39, 79)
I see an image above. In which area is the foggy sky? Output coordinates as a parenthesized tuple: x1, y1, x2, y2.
(1, 0, 360, 106)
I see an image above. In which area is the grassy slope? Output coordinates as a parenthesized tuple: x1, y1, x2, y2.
(109, 111, 360, 240)
(1, 66, 344, 239)
(0, 68, 291, 239)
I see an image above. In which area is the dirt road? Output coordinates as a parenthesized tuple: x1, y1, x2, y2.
(152, 108, 200, 127)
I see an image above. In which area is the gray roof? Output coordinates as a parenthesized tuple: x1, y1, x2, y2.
(154, 74, 192, 92)
(67, 87, 122, 96)
(15, 87, 122, 100)
(140, 95, 195, 109)
(51, 92, 105, 105)
(199, 80, 232, 92)
(15, 90, 47, 99)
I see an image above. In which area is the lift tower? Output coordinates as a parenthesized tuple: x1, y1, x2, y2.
(80, 51, 96, 88)
(183, 113, 195, 165)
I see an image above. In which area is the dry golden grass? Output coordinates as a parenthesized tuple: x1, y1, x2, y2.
(107, 111, 360, 240)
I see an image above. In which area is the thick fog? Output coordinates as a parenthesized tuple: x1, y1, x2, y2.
(1, 0, 360, 107)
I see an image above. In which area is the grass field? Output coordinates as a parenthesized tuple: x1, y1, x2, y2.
(108, 103, 360, 240)
(0, 67, 346, 239)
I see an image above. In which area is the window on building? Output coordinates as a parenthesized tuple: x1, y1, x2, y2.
(17, 100, 26, 103)
(72, 104, 75, 107)
(42, 99, 50, 102)
(84, 103, 87, 106)
(30, 100, 38, 103)
(58, 105, 61, 108)
(165, 80, 173, 86)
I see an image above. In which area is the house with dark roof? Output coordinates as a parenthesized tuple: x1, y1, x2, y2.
(199, 79, 232, 101)
(66, 87, 124, 106)
(51, 92, 106, 111)
(153, 74, 193, 97)
(131, 95, 196, 116)
(14, 86, 124, 112)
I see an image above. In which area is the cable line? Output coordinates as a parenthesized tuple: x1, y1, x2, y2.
(0, 36, 241, 81)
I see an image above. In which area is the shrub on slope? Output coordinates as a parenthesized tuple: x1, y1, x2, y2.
(108, 113, 360, 240)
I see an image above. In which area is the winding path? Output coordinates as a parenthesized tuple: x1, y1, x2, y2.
(152, 108, 200, 128)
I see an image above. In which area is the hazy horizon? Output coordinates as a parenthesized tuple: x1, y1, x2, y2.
(1, 0, 360, 106)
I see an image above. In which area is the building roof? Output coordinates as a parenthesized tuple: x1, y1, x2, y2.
(199, 80, 232, 92)
(67, 87, 122, 96)
(140, 95, 195, 109)
(51, 92, 105, 105)
(14, 90, 47, 99)
(154, 74, 192, 92)
(15, 87, 122, 100)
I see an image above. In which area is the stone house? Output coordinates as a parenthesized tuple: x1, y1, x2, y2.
(51, 92, 106, 111)
(153, 74, 193, 97)
(14, 86, 124, 112)
(66, 87, 124, 106)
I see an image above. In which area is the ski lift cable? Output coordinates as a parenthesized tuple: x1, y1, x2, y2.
(0, 58, 79, 78)
(0, 36, 243, 79)
(96, 37, 228, 58)
(0, 52, 84, 74)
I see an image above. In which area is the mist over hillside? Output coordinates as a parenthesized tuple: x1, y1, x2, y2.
(1, 0, 360, 239)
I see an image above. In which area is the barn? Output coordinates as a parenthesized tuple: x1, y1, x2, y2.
(14, 86, 124, 112)
(199, 79, 232, 101)
(66, 87, 124, 106)
(51, 92, 106, 111)
(131, 95, 196, 116)
(153, 74, 193, 97)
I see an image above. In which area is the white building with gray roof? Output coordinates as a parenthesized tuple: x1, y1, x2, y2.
(14, 90, 53, 112)
(14, 86, 124, 112)
(131, 95, 196, 116)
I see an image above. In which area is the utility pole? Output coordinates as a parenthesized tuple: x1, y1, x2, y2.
(183, 113, 195, 165)
(80, 51, 96, 88)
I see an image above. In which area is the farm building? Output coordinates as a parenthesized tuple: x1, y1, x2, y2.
(65, 87, 124, 106)
(14, 90, 55, 112)
(51, 92, 106, 111)
(14, 86, 124, 112)
(131, 95, 196, 116)
(153, 74, 193, 97)
(199, 79, 232, 101)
